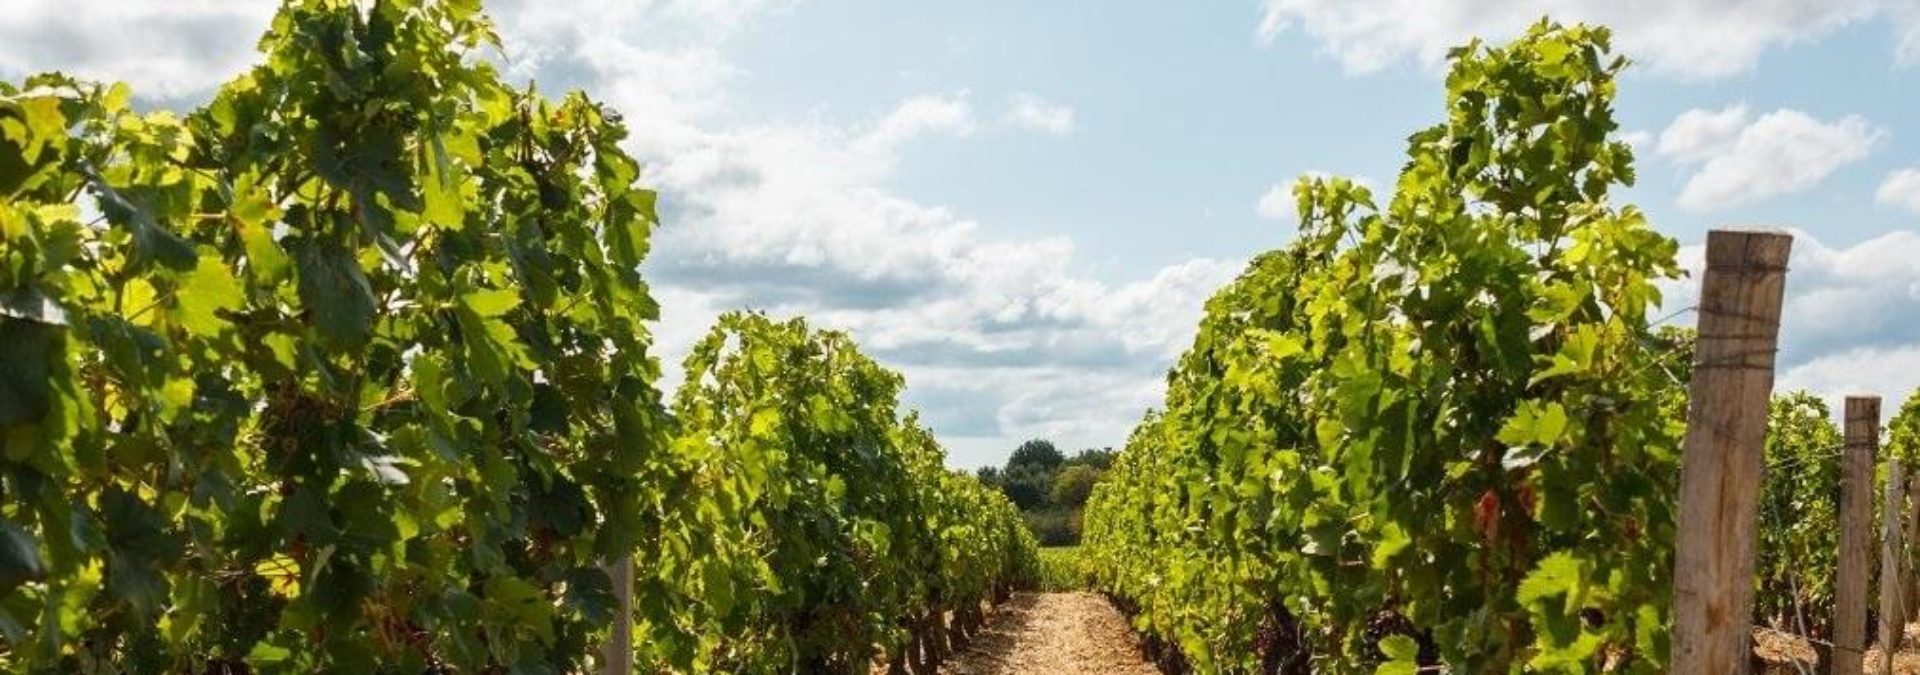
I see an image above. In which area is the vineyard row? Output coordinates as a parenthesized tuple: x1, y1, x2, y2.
(0, 1, 1037, 673)
(1081, 22, 1920, 675)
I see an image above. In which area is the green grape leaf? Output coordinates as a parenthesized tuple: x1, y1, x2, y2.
(0, 318, 59, 427)
(1518, 551, 1587, 610)
(1379, 634, 1421, 670)
(175, 252, 243, 337)
(292, 236, 377, 349)
(90, 179, 196, 271)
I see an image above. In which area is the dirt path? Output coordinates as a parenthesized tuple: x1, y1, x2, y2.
(949, 597, 1920, 674)
(942, 592, 1158, 675)
(1756, 623, 1920, 674)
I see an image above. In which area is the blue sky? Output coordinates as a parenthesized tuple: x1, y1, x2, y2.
(5, 0, 1920, 467)
(718, 1, 1920, 257)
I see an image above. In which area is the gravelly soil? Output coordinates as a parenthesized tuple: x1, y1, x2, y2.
(941, 592, 1158, 675)
(944, 597, 1920, 674)
(1756, 623, 1920, 674)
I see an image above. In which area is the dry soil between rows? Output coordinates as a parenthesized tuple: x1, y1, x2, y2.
(1755, 622, 1920, 674)
(947, 594, 1920, 674)
(941, 592, 1158, 675)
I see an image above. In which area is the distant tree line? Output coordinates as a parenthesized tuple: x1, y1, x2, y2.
(976, 439, 1115, 546)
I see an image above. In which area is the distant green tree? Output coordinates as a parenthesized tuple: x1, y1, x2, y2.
(997, 439, 1064, 510)
(1001, 466, 1051, 511)
(991, 439, 1111, 543)
(1008, 439, 1064, 473)
(1051, 465, 1100, 508)
(1064, 448, 1117, 471)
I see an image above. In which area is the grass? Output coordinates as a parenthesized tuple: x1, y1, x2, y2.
(1037, 546, 1089, 592)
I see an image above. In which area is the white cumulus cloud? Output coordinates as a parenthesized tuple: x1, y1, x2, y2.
(1667, 228, 1920, 412)
(0, 1, 274, 102)
(476, 5, 1239, 465)
(1778, 346, 1920, 415)
(1003, 93, 1076, 135)
(1256, 183, 1293, 220)
(1255, 0, 1914, 79)
(1655, 105, 1752, 164)
(1877, 168, 1920, 214)
(0, 0, 1243, 467)
(1652, 105, 1883, 213)
(858, 91, 977, 154)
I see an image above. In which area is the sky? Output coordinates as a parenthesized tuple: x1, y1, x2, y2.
(4, 1, 1920, 468)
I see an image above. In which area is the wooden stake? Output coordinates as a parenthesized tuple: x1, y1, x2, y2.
(1906, 471, 1920, 623)
(1835, 397, 1880, 675)
(1883, 451, 1904, 669)
(1671, 230, 1793, 675)
(601, 554, 634, 675)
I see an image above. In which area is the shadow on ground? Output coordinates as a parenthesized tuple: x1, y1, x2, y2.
(942, 594, 1042, 675)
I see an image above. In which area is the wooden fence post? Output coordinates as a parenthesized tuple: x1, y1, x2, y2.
(1907, 471, 1920, 623)
(1836, 397, 1881, 675)
(1883, 451, 1905, 668)
(602, 554, 634, 675)
(1671, 230, 1792, 675)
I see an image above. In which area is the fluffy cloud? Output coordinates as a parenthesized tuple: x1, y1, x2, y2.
(1779, 231, 1920, 363)
(637, 103, 1238, 461)
(478, 5, 1240, 465)
(1878, 168, 1920, 214)
(0, 1, 273, 102)
(1617, 129, 1654, 155)
(859, 92, 977, 152)
(483, 0, 798, 150)
(0, 0, 1243, 467)
(1655, 105, 1752, 164)
(1666, 228, 1920, 411)
(1652, 105, 1883, 212)
(1777, 346, 1920, 412)
(1002, 93, 1076, 135)
(1255, 0, 1913, 79)
(1255, 183, 1293, 220)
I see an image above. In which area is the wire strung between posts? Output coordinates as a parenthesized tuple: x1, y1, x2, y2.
(1629, 305, 1698, 386)
(1754, 437, 1849, 675)
(1751, 430, 1917, 675)
(1648, 304, 1699, 329)
(1764, 444, 1846, 472)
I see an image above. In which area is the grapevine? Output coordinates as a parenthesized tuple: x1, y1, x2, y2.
(0, 1, 1034, 672)
(2, 0, 669, 665)
(1085, 21, 1685, 673)
(650, 312, 1036, 673)
(1754, 393, 1843, 638)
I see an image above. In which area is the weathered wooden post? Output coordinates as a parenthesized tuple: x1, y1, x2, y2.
(601, 554, 634, 675)
(1908, 472, 1920, 622)
(1883, 445, 1904, 668)
(1671, 230, 1792, 675)
(1835, 397, 1881, 675)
